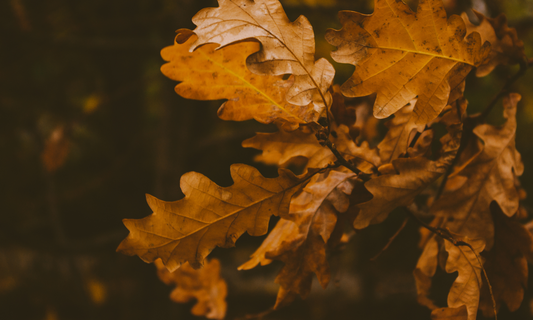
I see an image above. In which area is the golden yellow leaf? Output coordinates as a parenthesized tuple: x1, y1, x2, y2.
(117, 164, 316, 271)
(190, 0, 335, 112)
(325, 0, 490, 128)
(431, 94, 523, 249)
(161, 33, 317, 129)
(462, 11, 527, 77)
(155, 258, 227, 320)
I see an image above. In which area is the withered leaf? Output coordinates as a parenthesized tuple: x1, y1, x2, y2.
(414, 236, 440, 310)
(352, 99, 462, 229)
(462, 11, 527, 77)
(377, 100, 418, 164)
(190, 0, 335, 112)
(239, 169, 357, 308)
(478, 206, 533, 316)
(244, 123, 379, 172)
(161, 33, 317, 129)
(42, 125, 70, 173)
(155, 258, 227, 320)
(326, 0, 490, 127)
(117, 164, 316, 271)
(431, 94, 523, 249)
(442, 238, 485, 320)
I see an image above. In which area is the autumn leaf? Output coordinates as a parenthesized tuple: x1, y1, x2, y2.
(325, 0, 490, 128)
(440, 238, 485, 320)
(414, 235, 440, 310)
(243, 89, 379, 171)
(462, 11, 527, 77)
(351, 99, 462, 229)
(161, 32, 317, 129)
(155, 258, 227, 320)
(190, 0, 335, 112)
(239, 169, 357, 307)
(377, 99, 418, 163)
(478, 206, 533, 316)
(431, 94, 523, 249)
(117, 164, 317, 271)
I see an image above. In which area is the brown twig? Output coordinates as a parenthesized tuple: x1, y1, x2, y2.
(370, 217, 409, 261)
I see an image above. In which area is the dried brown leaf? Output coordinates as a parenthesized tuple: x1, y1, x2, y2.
(326, 0, 490, 128)
(478, 206, 533, 316)
(431, 94, 523, 249)
(117, 164, 316, 271)
(443, 239, 485, 320)
(351, 101, 462, 229)
(462, 11, 527, 77)
(239, 170, 357, 307)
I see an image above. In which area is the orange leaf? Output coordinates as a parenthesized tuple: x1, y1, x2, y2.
(326, 0, 490, 128)
(117, 164, 316, 270)
(161, 33, 317, 129)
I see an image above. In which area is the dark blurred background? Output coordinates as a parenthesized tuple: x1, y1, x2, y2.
(1, 0, 532, 319)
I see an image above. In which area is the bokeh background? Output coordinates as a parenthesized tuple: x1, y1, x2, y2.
(1, 0, 533, 319)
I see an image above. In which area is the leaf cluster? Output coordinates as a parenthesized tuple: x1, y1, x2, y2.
(117, 1, 532, 319)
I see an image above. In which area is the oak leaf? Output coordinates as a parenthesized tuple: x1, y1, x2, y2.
(161, 32, 317, 129)
(117, 164, 316, 271)
(190, 0, 335, 112)
(440, 238, 485, 320)
(239, 169, 357, 307)
(462, 11, 527, 77)
(155, 258, 227, 320)
(325, 0, 490, 127)
(478, 206, 533, 316)
(351, 99, 462, 229)
(431, 94, 523, 249)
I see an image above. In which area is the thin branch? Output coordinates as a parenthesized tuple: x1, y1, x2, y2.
(370, 217, 409, 261)
(479, 59, 530, 121)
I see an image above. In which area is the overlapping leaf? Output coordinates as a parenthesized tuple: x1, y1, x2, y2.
(462, 11, 527, 77)
(239, 169, 356, 307)
(326, 0, 490, 127)
(351, 100, 463, 229)
(478, 207, 533, 316)
(437, 239, 485, 320)
(118, 164, 316, 271)
(431, 94, 523, 249)
(190, 0, 335, 112)
(155, 258, 227, 320)
(161, 33, 317, 128)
